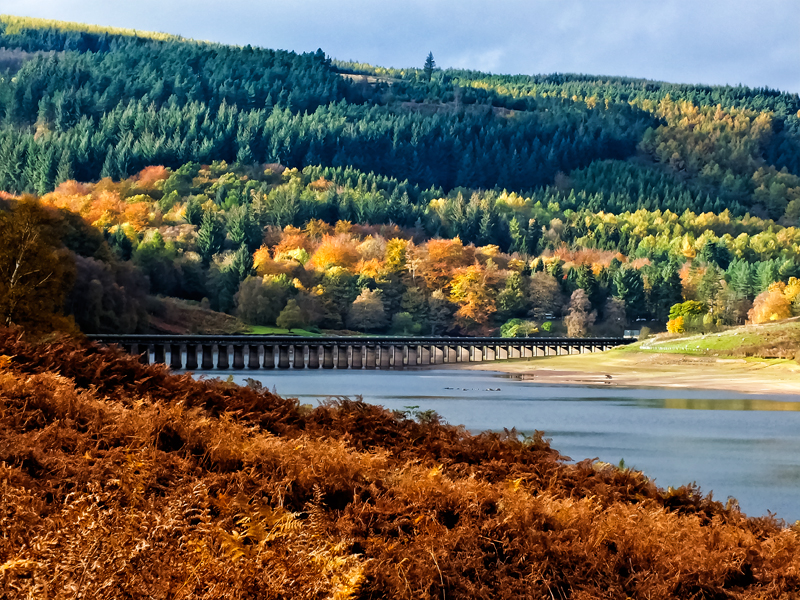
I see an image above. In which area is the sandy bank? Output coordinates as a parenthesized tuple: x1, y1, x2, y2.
(460, 349, 800, 398)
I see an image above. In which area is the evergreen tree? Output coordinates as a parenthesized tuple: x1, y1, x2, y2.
(613, 267, 646, 320)
(423, 52, 436, 82)
(196, 210, 225, 264)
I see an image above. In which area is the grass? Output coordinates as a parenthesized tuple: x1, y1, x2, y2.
(247, 325, 323, 336)
(640, 320, 800, 359)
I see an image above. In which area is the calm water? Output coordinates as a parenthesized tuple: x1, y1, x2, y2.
(189, 368, 800, 522)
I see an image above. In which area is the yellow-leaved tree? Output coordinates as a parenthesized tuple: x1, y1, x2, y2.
(747, 282, 792, 324)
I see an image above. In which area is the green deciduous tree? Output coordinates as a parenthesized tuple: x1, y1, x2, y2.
(276, 299, 307, 330)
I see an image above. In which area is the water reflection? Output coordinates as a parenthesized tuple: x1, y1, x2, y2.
(657, 398, 800, 411)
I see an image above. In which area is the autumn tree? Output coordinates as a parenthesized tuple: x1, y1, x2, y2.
(450, 263, 498, 329)
(385, 238, 408, 273)
(0, 199, 75, 332)
(346, 288, 387, 332)
(308, 234, 360, 270)
(564, 289, 596, 337)
(748, 282, 792, 324)
(428, 289, 454, 335)
(528, 272, 563, 321)
(419, 237, 467, 291)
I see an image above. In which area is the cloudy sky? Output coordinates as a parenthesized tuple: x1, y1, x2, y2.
(5, 0, 799, 92)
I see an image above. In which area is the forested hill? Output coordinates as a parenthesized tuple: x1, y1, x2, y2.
(2, 15, 800, 338)
(1, 15, 798, 214)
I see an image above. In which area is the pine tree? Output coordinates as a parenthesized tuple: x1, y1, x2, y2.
(423, 52, 436, 82)
(232, 244, 254, 281)
(196, 210, 225, 264)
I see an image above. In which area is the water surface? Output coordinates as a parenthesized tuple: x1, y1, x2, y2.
(190, 368, 800, 522)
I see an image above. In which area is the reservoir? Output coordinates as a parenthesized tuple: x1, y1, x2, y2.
(191, 368, 800, 522)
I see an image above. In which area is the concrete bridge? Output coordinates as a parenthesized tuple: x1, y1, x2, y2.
(88, 335, 632, 370)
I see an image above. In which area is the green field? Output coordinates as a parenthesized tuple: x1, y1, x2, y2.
(247, 326, 323, 336)
(636, 320, 800, 359)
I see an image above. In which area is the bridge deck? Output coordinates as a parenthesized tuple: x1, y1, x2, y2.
(88, 335, 632, 370)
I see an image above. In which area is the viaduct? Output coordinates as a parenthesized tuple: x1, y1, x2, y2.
(88, 335, 632, 370)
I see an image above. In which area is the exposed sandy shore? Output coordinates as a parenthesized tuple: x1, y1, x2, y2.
(461, 349, 800, 398)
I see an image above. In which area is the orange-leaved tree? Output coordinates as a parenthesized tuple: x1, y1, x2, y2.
(307, 234, 359, 270)
(419, 237, 468, 292)
(449, 262, 499, 328)
(747, 282, 792, 324)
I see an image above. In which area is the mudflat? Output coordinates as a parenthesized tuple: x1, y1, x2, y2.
(463, 349, 800, 397)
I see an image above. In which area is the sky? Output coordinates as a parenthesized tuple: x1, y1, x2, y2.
(5, 0, 799, 93)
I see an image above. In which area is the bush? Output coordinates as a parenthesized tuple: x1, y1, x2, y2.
(276, 299, 307, 330)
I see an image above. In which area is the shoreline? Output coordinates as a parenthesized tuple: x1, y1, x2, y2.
(447, 350, 800, 398)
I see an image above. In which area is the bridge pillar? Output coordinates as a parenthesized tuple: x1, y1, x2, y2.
(391, 345, 404, 369)
(217, 345, 230, 369)
(433, 346, 445, 365)
(510, 346, 520, 359)
(185, 344, 198, 370)
(365, 345, 377, 369)
(169, 344, 183, 369)
(443, 346, 453, 363)
(407, 345, 418, 367)
(473, 346, 483, 362)
(379, 345, 392, 369)
(262, 345, 275, 369)
(248, 345, 261, 369)
(152, 344, 166, 365)
(293, 345, 305, 369)
(308, 345, 320, 368)
(278, 345, 290, 369)
(420, 345, 431, 365)
(497, 346, 508, 360)
(337, 346, 349, 369)
(233, 345, 245, 369)
(351, 346, 363, 369)
(200, 345, 213, 369)
(322, 346, 335, 369)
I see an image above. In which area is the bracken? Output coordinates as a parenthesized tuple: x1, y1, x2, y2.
(0, 327, 798, 599)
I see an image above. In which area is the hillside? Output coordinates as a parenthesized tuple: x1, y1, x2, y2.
(2, 328, 800, 598)
(1, 15, 800, 339)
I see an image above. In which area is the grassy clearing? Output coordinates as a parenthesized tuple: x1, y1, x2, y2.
(640, 320, 800, 359)
(247, 325, 323, 336)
